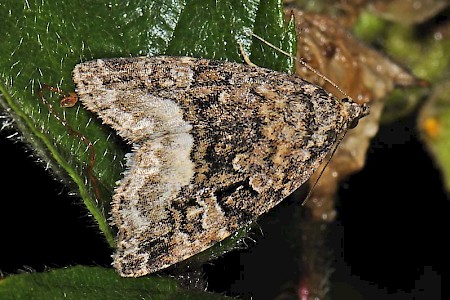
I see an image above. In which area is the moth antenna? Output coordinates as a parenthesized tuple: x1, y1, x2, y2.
(250, 32, 350, 99)
(301, 126, 349, 206)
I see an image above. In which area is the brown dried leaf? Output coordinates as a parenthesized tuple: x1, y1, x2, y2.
(281, 9, 425, 299)
(286, 9, 423, 220)
(369, 0, 449, 25)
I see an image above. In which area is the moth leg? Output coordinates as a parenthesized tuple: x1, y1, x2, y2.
(38, 84, 79, 108)
(37, 84, 100, 201)
(238, 43, 257, 68)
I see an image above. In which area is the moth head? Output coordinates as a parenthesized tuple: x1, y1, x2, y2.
(341, 98, 369, 129)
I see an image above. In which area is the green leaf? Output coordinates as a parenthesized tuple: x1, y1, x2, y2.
(418, 80, 450, 194)
(0, 0, 294, 271)
(0, 266, 231, 299)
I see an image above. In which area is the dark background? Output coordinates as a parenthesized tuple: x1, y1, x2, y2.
(0, 108, 446, 299)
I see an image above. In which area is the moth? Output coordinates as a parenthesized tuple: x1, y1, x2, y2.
(71, 56, 368, 277)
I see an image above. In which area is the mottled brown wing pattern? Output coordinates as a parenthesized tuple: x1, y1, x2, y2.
(73, 56, 368, 276)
